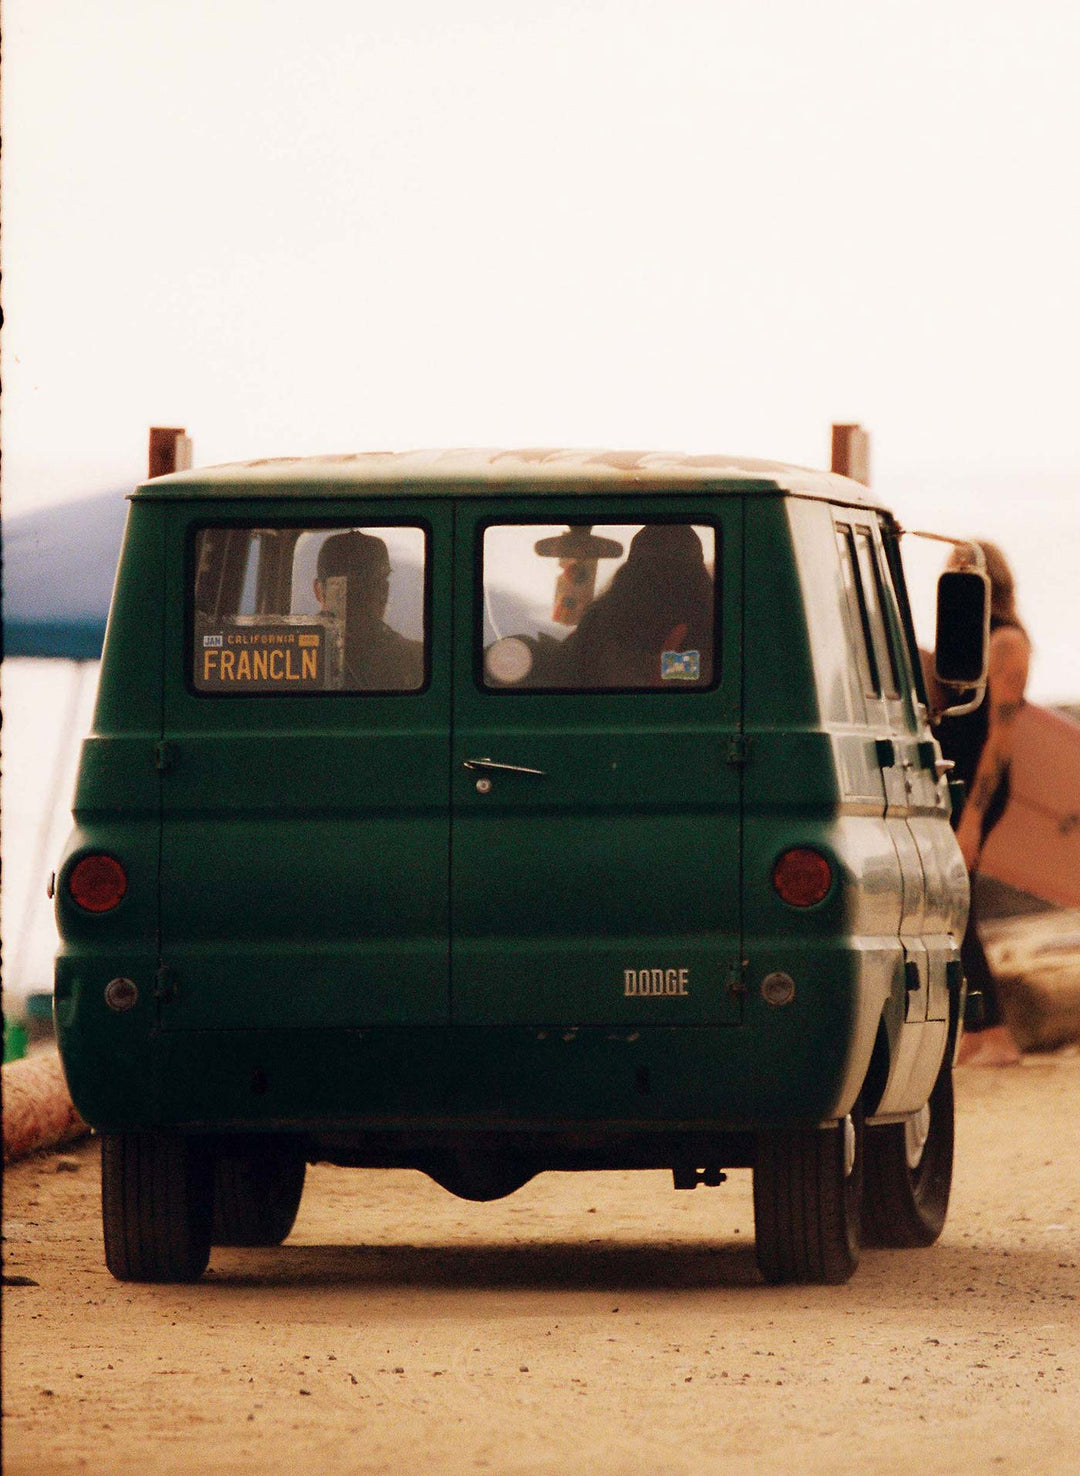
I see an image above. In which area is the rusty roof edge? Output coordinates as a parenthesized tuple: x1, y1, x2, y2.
(129, 447, 885, 509)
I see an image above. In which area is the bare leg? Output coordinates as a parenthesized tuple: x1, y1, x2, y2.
(956, 1023, 1021, 1067)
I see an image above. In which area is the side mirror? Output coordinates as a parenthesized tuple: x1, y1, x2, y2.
(933, 567, 990, 716)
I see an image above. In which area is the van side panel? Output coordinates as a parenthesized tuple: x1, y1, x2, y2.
(54, 502, 165, 1125)
(776, 498, 957, 1120)
(740, 497, 898, 1121)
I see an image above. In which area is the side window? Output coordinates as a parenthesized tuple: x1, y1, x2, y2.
(877, 528, 926, 707)
(835, 524, 878, 698)
(853, 528, 900, 699)
(191, 524, 427, 694)
(480, 522, 718, 691)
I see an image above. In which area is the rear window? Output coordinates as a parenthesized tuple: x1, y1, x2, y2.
(480, 522, 718, 691)
(190, 524, 427, 694)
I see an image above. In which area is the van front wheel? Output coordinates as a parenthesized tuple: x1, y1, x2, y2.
(212, 1139, 306, 1246)
(101, 1132, 214, 1283)
(862, 1054, 954, 1248)
(753, 1101, 864, 1285)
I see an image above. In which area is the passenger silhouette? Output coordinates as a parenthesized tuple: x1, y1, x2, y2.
(314, 530, 423, 690)
(556, 524, 714, 688)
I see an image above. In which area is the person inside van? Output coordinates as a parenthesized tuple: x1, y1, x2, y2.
(553, 523, 714, 688)
(313, 530, 424, 691)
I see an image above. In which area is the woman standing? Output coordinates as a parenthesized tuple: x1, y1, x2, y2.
(935, 541, 1032, 1066)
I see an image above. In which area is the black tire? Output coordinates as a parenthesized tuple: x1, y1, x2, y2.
(101, 1132, 214, 1283)
(212, 1139, 306, 1246)
(753, 1099, 864, 1285)
(863, 1052, 954, 1248)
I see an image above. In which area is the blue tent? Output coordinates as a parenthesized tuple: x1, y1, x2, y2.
(3, 492, 128, 658)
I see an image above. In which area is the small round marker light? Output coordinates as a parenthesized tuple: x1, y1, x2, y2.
(772, 847, 832, 908)
(761, 971, 797, 1007)
(68, 855, 128, 913)
(104, 977, 138, 1012)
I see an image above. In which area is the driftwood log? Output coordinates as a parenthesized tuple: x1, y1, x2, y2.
(982, 909, 1080, 1053)
(3, 1050, 89, 1163)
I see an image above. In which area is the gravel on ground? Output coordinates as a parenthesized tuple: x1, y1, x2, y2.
(3, 1053, 1079, 1476)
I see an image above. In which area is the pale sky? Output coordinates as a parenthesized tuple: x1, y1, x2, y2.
(3, 0, 1079, 696)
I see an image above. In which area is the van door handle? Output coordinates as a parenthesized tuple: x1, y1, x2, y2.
(462, 756, 547, 777)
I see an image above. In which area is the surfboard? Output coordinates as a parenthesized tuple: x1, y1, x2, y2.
(978, 703, 1080, 909)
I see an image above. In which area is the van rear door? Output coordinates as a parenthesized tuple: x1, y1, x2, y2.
(450, 495, 743, 1026)
(157, 498, 453, 1030)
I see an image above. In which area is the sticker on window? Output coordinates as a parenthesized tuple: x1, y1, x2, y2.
(661, 650, 701, 681)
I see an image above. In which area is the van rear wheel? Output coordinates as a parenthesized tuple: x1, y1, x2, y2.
(863, 1053, 954, 1248)
(101, 1132, 214, 1283)
(212, 1139, 306, 1246)
(753, 1101, 863, 1285)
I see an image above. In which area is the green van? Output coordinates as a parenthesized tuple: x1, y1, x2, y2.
(53, 449, 988, 1285)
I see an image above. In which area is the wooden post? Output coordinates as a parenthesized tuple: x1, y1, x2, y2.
(148, 426, 193, 478)
(830, 423, 871, 485)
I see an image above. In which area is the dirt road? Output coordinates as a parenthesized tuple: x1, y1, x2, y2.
(4, 1055, 1079, 1476)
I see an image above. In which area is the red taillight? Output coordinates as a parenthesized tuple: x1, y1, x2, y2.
(68, 855, 128, 913)
(772, 848, 833, 908)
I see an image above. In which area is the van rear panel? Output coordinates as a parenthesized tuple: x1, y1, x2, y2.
(150, 492, 744, 1040)
(159, 498, 454, 1030)
(449, 497, 743, 1028)
(143, 1009, 862, 1135)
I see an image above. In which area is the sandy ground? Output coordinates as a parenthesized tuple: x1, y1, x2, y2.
(4, 1055, 1079, 1476)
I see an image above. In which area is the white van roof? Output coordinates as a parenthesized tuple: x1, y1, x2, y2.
(134, 447, 886, 509)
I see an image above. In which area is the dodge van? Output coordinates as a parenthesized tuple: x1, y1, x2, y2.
(53, 449, 987, 1284)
